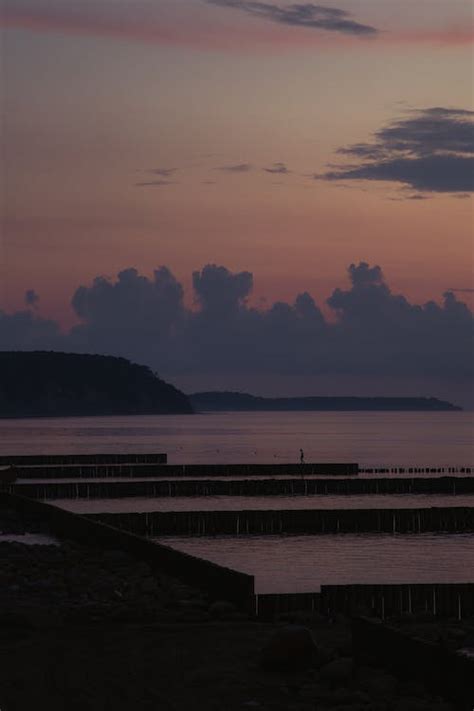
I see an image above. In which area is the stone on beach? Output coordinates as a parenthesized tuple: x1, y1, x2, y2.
(260, 625, 318, 671)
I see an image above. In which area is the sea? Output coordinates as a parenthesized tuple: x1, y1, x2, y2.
(2, 410, 473, 593)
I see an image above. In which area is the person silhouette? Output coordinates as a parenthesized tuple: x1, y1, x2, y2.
(299, 448, 305, 464)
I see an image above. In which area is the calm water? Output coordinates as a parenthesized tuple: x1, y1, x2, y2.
(158, 533, 474, 593)
(54, 493, 474, 514)
(3, 411, 473, 594)
(0, 411, 473, 466)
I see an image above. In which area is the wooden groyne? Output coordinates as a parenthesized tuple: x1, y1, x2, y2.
(321, 582, 474, 620)
(257, 582, 474, 621)
(88, 506, 474, 536)
(359, 466, 472, 474)
(0, 492, 254, 612)
(15, 462, 358, 479)
(16, 475, 474, 500)
(0, 453, 167, 466)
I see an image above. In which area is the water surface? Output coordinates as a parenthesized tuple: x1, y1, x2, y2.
(157, 533, 474, 593)
(1, 411, 472, 467)
(54, 493, 474, 514)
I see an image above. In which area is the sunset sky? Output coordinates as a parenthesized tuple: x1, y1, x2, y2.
(1, 1, 473, 403)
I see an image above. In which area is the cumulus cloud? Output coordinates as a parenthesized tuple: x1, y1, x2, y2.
(207, 1, 378, 36)
(264, 162, 290, 174)
(321, 107, 474, 193)
(0, 309, 63, 351)
(193, 264, 253, 314)
(1, 263, 472, 391)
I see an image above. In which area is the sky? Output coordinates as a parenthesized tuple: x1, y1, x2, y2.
(1, 1, 473, 404)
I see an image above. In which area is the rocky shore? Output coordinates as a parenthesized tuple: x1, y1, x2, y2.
(0, 504, 463, 710)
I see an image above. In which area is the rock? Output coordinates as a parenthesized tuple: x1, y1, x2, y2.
(359, 668, 398, 697)
(318, 657, 353, 686)
(140, 577, 158, 594)
(0, 612, 35, 640)
(208, 600, 236, 620)
(260, 625, 317, 671)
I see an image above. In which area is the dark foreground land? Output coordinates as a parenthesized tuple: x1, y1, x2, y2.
(0, 351, 193, 417)
(0, 506, 470, 711)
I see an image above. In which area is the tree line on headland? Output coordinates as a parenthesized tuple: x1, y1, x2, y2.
(0, 352, 461, 418)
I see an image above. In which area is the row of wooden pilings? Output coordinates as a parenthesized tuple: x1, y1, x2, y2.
(359, 466, 472, 474)
(15, 475, 474, 499)
(0, 453, 168, 466)
(11, 462, 359, 479)
(89, 506, 474, 536)
(256, 583, 474, 621)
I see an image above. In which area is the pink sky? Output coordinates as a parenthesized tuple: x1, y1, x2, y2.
(1, 2, 473, 347)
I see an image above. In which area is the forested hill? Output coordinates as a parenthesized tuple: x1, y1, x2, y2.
(0, 352, 193, 417)
(190, 391, 461, 412)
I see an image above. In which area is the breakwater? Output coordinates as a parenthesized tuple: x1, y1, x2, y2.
(359, 466, 472, 474)
(321, 582, 474, 619)
(15, 462, 358, 479)
(256, 582, 474, 621)
(88, 506, 474, 536)
(0, 492, 255, 612)
(16, 475, 474, 500)
(0, 453, 167, 466)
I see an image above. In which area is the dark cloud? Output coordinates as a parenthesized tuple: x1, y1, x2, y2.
(1, 263, 472, 391)
(0, 309, 64, 351)
(218, 163, 253, 172)
(322, 107, 474, 193)
(388, 194, 431, 202)
(447, 288, 474, 294)
(193, 264, 253, 314)
(134, 180, 177, 187)
(264, 162, 290, 174)
(25, 289, 39, 306)
(148, 168, 176, 177)
(207, 1, 378, 36)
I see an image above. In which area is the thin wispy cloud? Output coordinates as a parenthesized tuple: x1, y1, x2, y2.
(148, 168, 176, 177)
(206, 1, 378, 36)
(2, 1, 470, 50)
(218, 163, 253, 172)
(320, 107, 474, 194)
(134, 180, 177, 187)
(264, 162, 290, 174)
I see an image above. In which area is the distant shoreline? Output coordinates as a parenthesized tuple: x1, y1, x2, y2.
(189, 392, 462, 412)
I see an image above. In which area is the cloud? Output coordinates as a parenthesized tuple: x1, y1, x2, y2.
(2, 1, 470, 51)
(207, 1, 378, 36)
(25, 289, 39, 307)
(134, 180, 177, 187)
(218, 163, 253, 172)
(1, 263, 472, 390)
(0, 309, 64, 351)
(264, 162, 290, 174)
(447, 288, 474, 294)
(321, 107, 474, 193)
(193, 264, 253, 314)
(148, 168, 176, 177)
